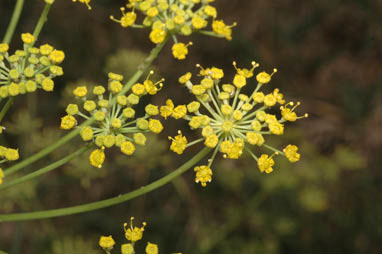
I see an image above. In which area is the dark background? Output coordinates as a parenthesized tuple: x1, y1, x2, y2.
(0, 0, 381, 253)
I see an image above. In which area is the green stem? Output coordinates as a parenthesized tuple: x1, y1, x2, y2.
(4, 118, 92, 177)
(32, 3, 52, 42)
(2, 0, 24, 44)
(0, 147, 211, 222)
(198, 30, 225, 39)
(4, 39, 168, 177)
(0, 146, 90, 191)
(0, 97, 14, 123)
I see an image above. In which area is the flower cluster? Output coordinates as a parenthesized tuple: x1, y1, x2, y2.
(110, 0, 236, 60)
(163, 62, 308, 187)
(99, 217, 160, 254)
(0, 33, 64, 98)
(72, 0, 92, 10)
(60, 71, 165, 168)
(0, 142, 20, 184)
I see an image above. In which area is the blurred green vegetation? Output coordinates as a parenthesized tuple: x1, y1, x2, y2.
(0, 0, 381, 253)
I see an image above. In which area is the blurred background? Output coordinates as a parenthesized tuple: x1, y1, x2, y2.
(0, 0, 381, 253)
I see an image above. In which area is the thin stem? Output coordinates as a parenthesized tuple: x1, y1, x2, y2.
(0, 146, 90, 191)
(0, 98, 14, 123)
(2, 0, 24, 44)
(198, 30, 225, 38)
(32, 3, 52, 42)
(0, 148, 211, 222)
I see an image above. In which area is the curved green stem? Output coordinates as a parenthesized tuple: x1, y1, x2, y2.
(4, 39, 168, 177)
(32, 3, 52, 42)
(0, 145, 90, 191)
(0, 97, 14, 123)
(0, 147, 211, 222)
(2, 0, 24, 44)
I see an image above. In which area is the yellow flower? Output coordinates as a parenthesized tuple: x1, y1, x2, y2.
(169, 131, 187, 154)
(194, 165, 212, 187)
(73, 86, 87, 97)
(146, 242, 159, 254)
(149, 28, 167, 44)
(121, 243, 135, 254)
(60, 115, 77, 130)
(148, 119, 163, 134)
(283, 144, 300, 163)
(109, 80, 122, 93)
(80, 126, 94, 141)
(204, 134, 218, 148)
(5, 148, 19, 161)
(256, 68, 277, 84)
(281, 101, 308, 122)
(172, 105, 187, 119)
(21, 33, 35, 44)
(121, 141, 136, 155)
(99, 235, 115, 250)
(192, 15, 207, 29)
(124, 217, 146, 242)
(179, 72, 192, 84)
(89, 147, 106, 168)
(145, 104, 159, 116)
(42, 78, 54, 92)
(204, 5, 217, 17)
(111, 7, 137, 27)
(134, 133, 146, 146)
(0, 43, 9, 53)
(257, 153, 277, 174)
(172, 42, 192, 60)
(49, 50, 65, 63)
(39, 44, 53, 55)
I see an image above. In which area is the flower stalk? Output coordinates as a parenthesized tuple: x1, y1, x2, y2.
(0, 147, 210, 222)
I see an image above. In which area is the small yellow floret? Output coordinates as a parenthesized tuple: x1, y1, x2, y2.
(169, 131, 187, 154)
(109, 80, 123, 93)
(194, 165, 212, 187)
(80, 126, 93, 141)
(124, 217, 146, 242)
(121, 243, 135, 254)
(60, 115, 77, 129)
(21, 33, 35, 44)
(99, 235, 115, 250)
(0, 44, 9, 53)
(121, 141, 135, 155)
(5, 148, 19, 161)
(172, 42, 192, 60)
(283, 144, 300, 163)
(42, 78, 54, 92)
(204, 134, 219, 148)
(256, 68, 277, 84)
(257, 153, 277, 173)
(146, 242, 159, 254)
(73, 86, 87, 97)
(179, 72, 192, 84)
(233, 74, 246, 88)
(134, 133, 146, 146)
(49, 50, 65, 63)
(172, 105, 187, 119)
(89, 148, 105, 168)
(148, 119, 163, 133)
(149, 28, 167, 44)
